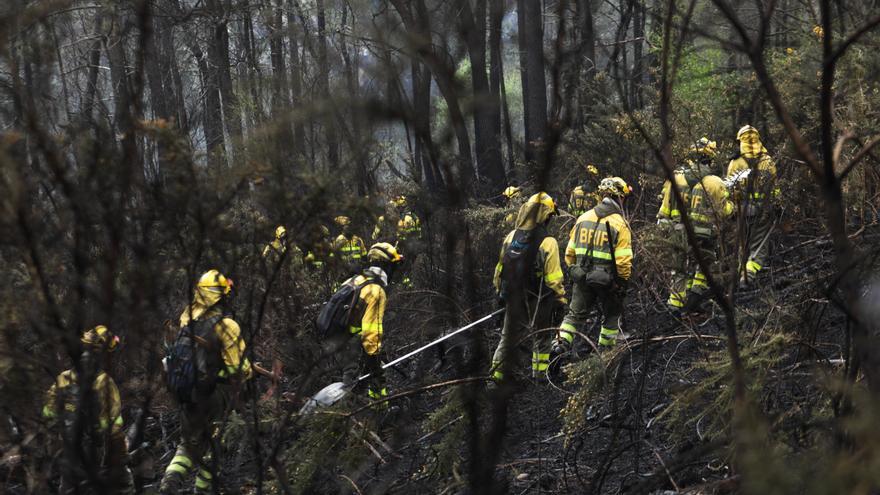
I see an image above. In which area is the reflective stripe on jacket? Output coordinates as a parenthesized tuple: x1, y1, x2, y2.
(690, 175, 734, 237)
(179, 306, 253, 380)
(349, 270, 388, 355)
(43, 369, 123, 433)
(727, 139, 777, 201)
(657, 171, 690, 222)
(334, 235, 367, 260)
(493, 231, 565, 300)
(565, 199, 633, 280)
(397, 213, 422, 239)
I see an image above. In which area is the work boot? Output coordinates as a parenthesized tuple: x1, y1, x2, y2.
(548, 340, 569, 381)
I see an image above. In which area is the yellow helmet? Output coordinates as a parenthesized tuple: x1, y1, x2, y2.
(586, 164, 599, 175)
(274, 225, 286, 239)
(197, 269, 234, 296)
(571, 186, 586, 198)
(502, 186, 521, 199)
(690, 137, 717, 158)
(81, 325, 119, 352)
(368, 242, 403, 263)
(334, 215, 351, 227)
(736, 125, 759, 141)
(597, 177, 632, 198)
(527, 192, 556, 211)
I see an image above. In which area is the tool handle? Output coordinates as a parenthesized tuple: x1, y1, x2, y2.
(357, 308, 504, 382)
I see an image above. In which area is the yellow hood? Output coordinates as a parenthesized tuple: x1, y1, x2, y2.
(739, 131, 767, 159)
(180, 287, 224, 325)
(513, 197, 555, 230)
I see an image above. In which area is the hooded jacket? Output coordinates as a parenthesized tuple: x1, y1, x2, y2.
(566, 198, 633, 281)
(493, 198, 565, 302)
(727, 131, 777, 200)
(43, 364, 123, 434)
(333, 234, 367, 261)
(657, 170, 692, 223)
(348, 266, 388, 355)
(690, 175, 734, 237)
(179, 286, 253, 381)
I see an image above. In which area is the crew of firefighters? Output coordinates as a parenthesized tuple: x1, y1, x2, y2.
(42, 125, 777, 492)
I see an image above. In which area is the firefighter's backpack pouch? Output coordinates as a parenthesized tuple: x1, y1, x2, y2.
(166, 314, 224, 404)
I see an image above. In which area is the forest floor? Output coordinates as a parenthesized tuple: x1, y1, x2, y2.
(123, 214, 870, 494)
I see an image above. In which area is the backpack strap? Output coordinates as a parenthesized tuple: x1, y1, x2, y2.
(189, 314, 225, 350)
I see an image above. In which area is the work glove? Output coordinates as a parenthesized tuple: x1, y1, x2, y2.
(614, 278, 630, 299)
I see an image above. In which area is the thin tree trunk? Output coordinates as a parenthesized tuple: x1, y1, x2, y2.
(269, 0, 294, 170)
(190, 41, 225, 167)
(316, 0, 339, 169)
(286, 0, 306, 158)
(517, 0, 548, 173)
(207, 0, 241, 165)
(490, 0, 515, 175)
(458, 0, 506, 195)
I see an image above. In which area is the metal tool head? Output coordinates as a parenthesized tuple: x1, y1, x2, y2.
(299, 381, 350, 415)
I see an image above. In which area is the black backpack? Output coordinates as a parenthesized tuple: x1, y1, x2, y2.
(165, 314, 224, 405)
(500, 226, 548, 298)
(315, 276, 382, 340)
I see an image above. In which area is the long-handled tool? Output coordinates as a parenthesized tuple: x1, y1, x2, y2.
(299, 308, 504, 414)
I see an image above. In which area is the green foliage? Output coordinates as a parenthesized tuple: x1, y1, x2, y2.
(659, 332, 791, 441)
(560, 354, 608, 447)
(275, 412, 359, 494)
(419, 387, 469, 482)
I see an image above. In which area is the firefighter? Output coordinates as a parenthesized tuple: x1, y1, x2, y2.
(502, 186, 522, 226)
(262, 225, 287, 259)
(657, 165, 696, 311)
(686, 141, 735, 312)
(726, 125, 777, 285)
(490, 192, 566, 382)
(159, 269, 253, 494)
(568, 186, 589, 218)
(339, 243, 403, 401)
(304, 224, 333, 271)
(556, 177, 633, 353)
(390, 196, 422, 288)
(392, 195, 422, 244)
(332, 216, 367, 273)
(43, 326, 134, 494)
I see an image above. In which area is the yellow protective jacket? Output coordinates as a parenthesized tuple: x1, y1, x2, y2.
(179, 304, 253, 381)
(657, 170, 691, 223)
(493, 200, 565, 302)
(333, 234, 367, 262)
(262, 239, 286, 258)
(43, 368, 123, 433)
(568, 186, 589, 217)
(397, 212, 422, 240)
(726, 135, 777, 200)
(566, 198, 634, 280)
(348, 267, 388, 355)
(690, 175, 734, 237)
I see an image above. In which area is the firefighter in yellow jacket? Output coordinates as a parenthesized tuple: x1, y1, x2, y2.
(557, 177, 633, 352)
(662, 137, 717, 310)
(392, 196, 422, 243)
(502, 185, 522, 226)
(340, 243, 403, 400)
(657, 164, 696, 310)
(569, 186, 589, 218)
(43, 325, 133, 494)
(686, 164, 734, 311)
(491, 192, 566, 381)
(160, 269, 252, 494)
(726, 125, 777, 285)
(333, 216, 367, 272)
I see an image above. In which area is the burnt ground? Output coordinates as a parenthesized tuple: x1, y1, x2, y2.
(52, 216, 868, 495)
